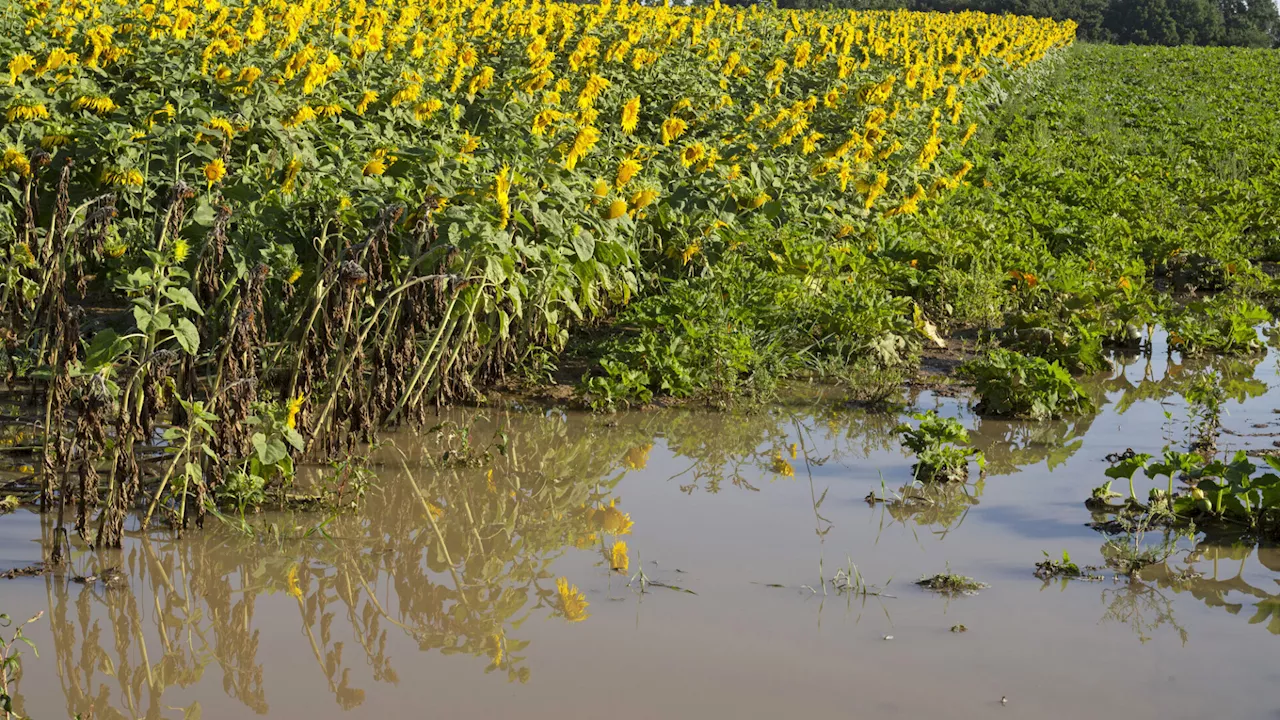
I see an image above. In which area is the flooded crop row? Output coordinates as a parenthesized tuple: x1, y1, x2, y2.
(2, 338, 1280, 719)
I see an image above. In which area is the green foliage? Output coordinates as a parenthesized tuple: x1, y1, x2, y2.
(910, 43, 1280, 336)
(961, 348, 1094, 420)
(897, 410, 984, 482)
(1096, 447, 1280, 537)
(1166, 297, 1271, 355)
(1033, 549, 1090, 580)
(578, 225, 919, 408)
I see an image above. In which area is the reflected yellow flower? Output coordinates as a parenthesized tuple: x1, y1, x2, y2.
(770, 452, 795, 477)
(555, 577, 589, 622)
(622, 443, 652, 470)
(589, 500, 633, 535)
(609, 541, 629, 573)
(487, 633, 504, 667)
(286, 564, 302, 599)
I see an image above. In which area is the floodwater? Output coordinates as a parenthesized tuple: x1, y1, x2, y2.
(3, 339, 1280, 719)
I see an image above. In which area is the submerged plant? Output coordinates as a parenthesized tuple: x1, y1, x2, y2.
(961, 348, 1094, 420)
(1101, 525, 1182, 578)
(897, 410, 984, 482)
(916, 568, 988, 596)
(1034, 550, 1102, 582)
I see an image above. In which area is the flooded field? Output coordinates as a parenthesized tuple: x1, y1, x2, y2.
(3, 338, 1280, 719)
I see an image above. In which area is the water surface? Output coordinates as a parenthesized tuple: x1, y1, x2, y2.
(3, 340, 1280, 719)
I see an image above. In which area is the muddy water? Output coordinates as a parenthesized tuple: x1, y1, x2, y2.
(3, 342, 1280, 719)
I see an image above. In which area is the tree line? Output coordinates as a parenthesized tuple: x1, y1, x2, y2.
(725, 0, 1280, 47)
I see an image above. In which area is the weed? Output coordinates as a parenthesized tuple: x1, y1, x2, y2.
(867, 474, 984, 531)
(577, 230, 919, 409)
(1184, 371, 1226, 453)
(830, 559, 893, 599)
(1102, 526, 1181, 578)
(0, 610, 42, 719)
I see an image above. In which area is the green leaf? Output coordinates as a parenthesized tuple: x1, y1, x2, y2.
(190, 200, 216, 227)
(84, 329, 126, 371)
(572, 229, 596, 263)
(251, 433, 288, 466)
(173, 318, 200, 355)
(164, 286, 204, 316)
(133, 305, 152, 333)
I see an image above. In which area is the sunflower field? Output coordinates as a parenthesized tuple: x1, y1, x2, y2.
(0, 0, 1076, 542)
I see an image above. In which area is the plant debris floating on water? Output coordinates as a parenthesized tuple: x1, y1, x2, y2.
(916, 570, 988, 596)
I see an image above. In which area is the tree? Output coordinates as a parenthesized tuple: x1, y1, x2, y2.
(1107, 0, 1183, 43)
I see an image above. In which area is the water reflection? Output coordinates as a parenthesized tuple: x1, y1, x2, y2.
(1093, 540, 1280, 645)
(657, 407, 901, 495)
(869, 477, 984, 534)
(17, 411, 647, 717)
(1160, 542, 1280, 635)
(1105, 352, 1268, 416)
(971, 416, 1094, 476)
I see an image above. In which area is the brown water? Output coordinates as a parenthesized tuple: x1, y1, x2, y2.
(3, 344, 1280, 719)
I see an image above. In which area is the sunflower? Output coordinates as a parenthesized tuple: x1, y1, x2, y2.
(203, 158, 226, 188)
(620, 95, 640, 134)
